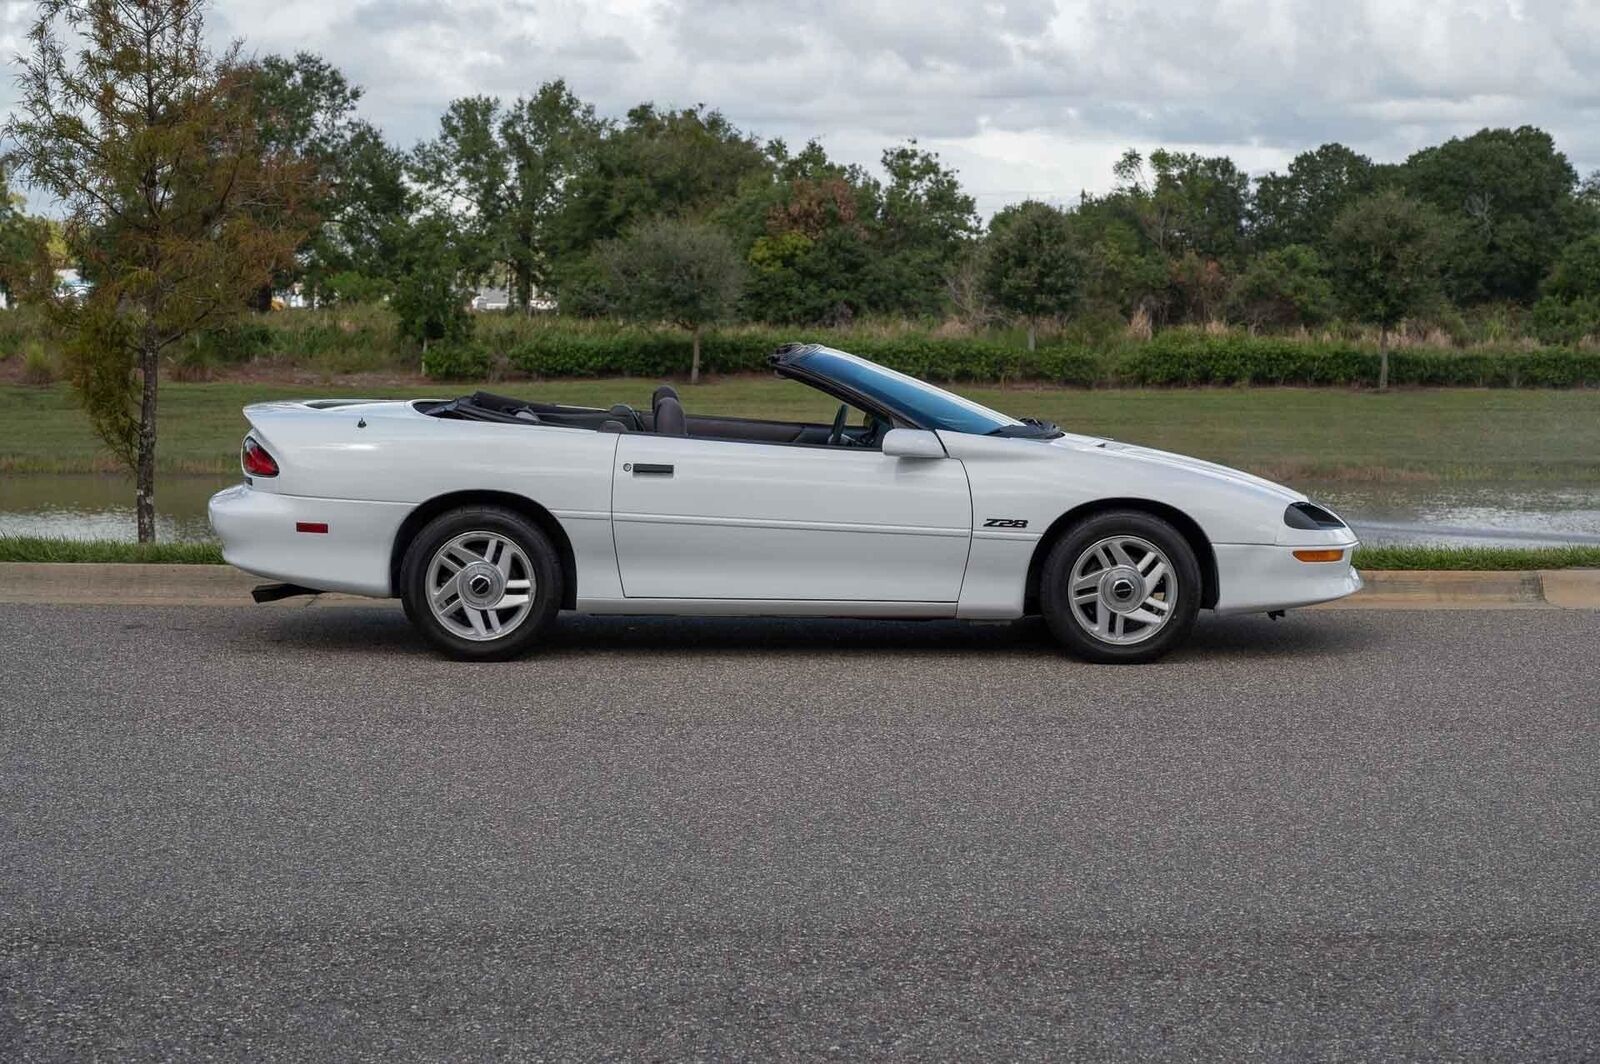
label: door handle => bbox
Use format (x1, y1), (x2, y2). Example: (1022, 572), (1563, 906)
(631, 463), (674, 476)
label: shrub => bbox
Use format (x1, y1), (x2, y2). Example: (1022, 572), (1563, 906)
(1531, 295), (1600, 346)
(1228, 245), (1334, 328)
(421, 338), (491, 380)
(20, 343), (56, 385)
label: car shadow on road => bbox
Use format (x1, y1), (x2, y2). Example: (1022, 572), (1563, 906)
(249, 605), (1378, 663)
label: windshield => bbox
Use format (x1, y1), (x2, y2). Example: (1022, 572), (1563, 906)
(792, 347), (1027, 435)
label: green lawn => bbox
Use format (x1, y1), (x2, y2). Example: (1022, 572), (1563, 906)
(3, 377), (1599, 481)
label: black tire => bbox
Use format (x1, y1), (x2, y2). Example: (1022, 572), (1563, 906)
(1039, 509), (1201, 664)
(400, 506), (563, 661)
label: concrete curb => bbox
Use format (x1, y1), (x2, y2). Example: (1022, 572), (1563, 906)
(2, 563), (1599, 610)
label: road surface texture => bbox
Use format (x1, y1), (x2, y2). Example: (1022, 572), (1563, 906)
(2, 603), (1596, 1061)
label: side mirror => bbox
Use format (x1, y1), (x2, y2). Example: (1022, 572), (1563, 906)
(882, 428), (945, 459)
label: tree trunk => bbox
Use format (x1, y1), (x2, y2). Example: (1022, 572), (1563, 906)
(1026, 320), (1037, 353)
(135, 340), (159, 543)
(1378, 326), (1390, 392)
(513, 263), (533, 315)
(690, 326), (702, 385)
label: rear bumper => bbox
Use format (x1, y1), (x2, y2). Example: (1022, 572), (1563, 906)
(1211, 542), (1363, 614)
(208, 484), (410, 597)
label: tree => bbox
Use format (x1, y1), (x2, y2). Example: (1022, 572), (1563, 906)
(1327, 191), (1448, 390)
(248, 52), (407, 304)
(728, 140), (879, 325)
(1530, 233), (1600, 345)
(415, 82), (602, 312)
(1228, 245), (1335, 328)
(870, 142), (978, 316)
(598, 219), (744, 382)
(981, 201), (1084, 349)
(390, 215), (475, 354)
(1400, 126), (1583, 304)
(5, 0), (312, 541)
(1111, 148), (1250, 264)
(1252, 143), (1379, 251)
(319, 122), (414, 297)
(0, 170), (49, 304)
(552, 103), (768, 282)
(1542, 233), (1600, 302)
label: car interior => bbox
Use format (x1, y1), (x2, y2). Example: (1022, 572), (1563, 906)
(420, 386), (893, 448)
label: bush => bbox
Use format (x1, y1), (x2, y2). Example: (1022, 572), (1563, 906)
(422, 339), (491, 381)
(1228, 245), (1334, 328)
(1531, 295), (1600, 346)
(20, 343), (55, 385)
(1110, 328), (1600, 387)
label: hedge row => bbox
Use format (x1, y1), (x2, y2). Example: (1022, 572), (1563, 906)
(422, 328), (1600, 387)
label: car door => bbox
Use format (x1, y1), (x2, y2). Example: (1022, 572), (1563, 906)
(610, 433), (972, 601)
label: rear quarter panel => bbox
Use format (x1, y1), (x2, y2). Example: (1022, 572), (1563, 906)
(239, 401), (621, 597)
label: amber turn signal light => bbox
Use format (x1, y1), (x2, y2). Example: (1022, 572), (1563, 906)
(1292, 548), (1345, 563)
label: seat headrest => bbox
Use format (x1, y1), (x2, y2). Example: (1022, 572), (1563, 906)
(652, 385), (680, 414)
(599, 419), (627, 433)
(653, 395), (687, 436)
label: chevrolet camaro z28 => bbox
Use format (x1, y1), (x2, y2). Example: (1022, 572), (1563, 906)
(209, 343), (1361, 663)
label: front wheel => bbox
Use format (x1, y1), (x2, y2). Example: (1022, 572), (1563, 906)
(1039, 510), (1201, 664)
(400, 506), (562, 661)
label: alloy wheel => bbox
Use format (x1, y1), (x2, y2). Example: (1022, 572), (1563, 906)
(424, 531), (536, 642)
(1066, 534), (1177, 646)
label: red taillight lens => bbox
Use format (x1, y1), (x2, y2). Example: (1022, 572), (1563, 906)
(242, 437), (279, 477)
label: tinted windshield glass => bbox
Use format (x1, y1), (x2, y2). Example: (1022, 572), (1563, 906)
(794, 348), (1021, 435)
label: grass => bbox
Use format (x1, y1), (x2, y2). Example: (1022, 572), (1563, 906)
(0, 536), (224, 564)
(4, 378), (1600, 482)
(1351, 545), (1600, 570)
(3, 535), (1597, 572)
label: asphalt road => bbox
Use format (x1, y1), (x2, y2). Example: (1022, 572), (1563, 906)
(1, 604), (1597, 1062)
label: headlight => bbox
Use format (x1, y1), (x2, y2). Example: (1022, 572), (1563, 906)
(1284, 501), (1345, 530)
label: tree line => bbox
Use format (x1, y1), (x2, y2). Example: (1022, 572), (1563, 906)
(3, 0), (1599, 538)
(8, 29), (1600, 359)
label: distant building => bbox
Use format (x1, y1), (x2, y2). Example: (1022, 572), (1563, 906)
(472, 287), (510, 312)
(471, 286), (556, 313)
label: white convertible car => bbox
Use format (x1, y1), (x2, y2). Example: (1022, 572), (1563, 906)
(210, 343), (1361, 663)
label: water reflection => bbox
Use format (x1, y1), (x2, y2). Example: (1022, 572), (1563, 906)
(1303, 481), (1600, 548)
(0, 474), (233, 542)
(0, 473), (1596, 549)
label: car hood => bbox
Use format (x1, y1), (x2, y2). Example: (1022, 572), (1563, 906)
(1051, 433), (1305, 503)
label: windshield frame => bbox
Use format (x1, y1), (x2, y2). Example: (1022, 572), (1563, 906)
(778, 346), (1029, 436)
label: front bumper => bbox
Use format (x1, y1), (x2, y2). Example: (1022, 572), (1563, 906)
(1211, 542), (1363, 614)
(208, 484), (410, 598)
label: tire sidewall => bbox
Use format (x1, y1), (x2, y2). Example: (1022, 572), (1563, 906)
(1040, 510), (1201, 664)
(401, 507), (562, 660)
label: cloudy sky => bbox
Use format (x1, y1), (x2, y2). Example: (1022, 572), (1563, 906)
(5, 0), (1598, 215)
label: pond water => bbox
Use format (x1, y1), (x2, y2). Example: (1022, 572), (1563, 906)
(1, 474), (1597, 549)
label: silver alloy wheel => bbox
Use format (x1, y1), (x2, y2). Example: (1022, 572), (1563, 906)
(425, 531), (536, 642)
(1067, 534), (1177, 646)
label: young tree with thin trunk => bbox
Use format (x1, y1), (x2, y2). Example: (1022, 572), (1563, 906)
(1327, 190), (1447, 391)
(598, 219), (743, 383)
(981, 200), (1084, 351)
(6, 0), (313, 540)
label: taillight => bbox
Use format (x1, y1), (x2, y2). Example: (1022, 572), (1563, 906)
(242, 436), (279, 477)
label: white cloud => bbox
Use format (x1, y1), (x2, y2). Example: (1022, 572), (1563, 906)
(5, 0), (1598, 216)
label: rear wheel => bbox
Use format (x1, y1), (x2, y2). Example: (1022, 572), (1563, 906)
(400, 507), (562, 660)
(1040, 510), (1200, 664)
